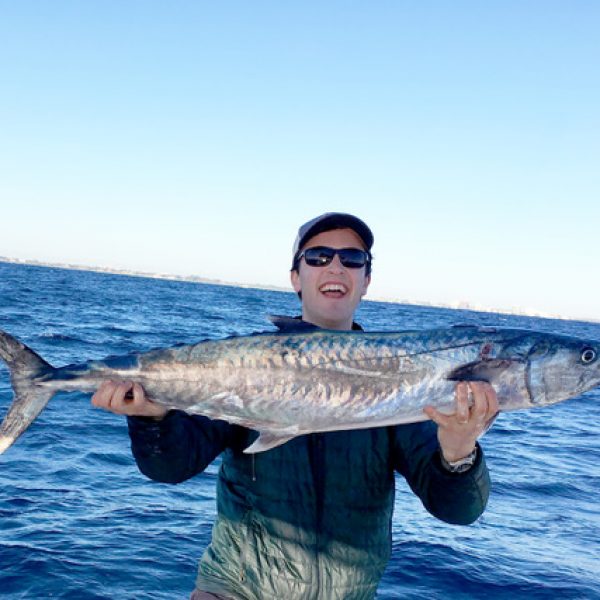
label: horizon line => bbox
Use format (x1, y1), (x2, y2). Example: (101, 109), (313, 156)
(1, 256), (598, 325)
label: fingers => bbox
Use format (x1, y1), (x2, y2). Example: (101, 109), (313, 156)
(91, 380), (168, 418)
(454, 381), (497, 425)
(423, 405), (451, 428)
(131, 382), (145, 408)
(113, 381), (134, 409)
(424, 381), (499, 463)
(91, 380), (136, 415)
(470, 382), (499, 427)
(423, 381), (498, 430)
(91, 381), (119, 410)
(424, 382), (476, 428)
(455, 382), (470, 424)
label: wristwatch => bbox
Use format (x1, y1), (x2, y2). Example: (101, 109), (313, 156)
(440, 447), (477, 473)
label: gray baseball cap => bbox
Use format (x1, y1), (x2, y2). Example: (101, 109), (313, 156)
(292, 213), (374, 264)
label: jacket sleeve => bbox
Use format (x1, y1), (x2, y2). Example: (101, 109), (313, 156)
(127, 410), (231, 484)
(390, 421), (491, 525)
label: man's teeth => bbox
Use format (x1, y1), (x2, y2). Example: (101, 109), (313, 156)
(320, 284), (347, 293)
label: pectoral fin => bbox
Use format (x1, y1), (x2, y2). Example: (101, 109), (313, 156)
(447, 359), (521, 382)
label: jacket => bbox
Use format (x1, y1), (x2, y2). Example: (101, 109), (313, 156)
(127, 319), (491, 599)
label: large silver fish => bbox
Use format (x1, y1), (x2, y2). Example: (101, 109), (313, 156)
(0, 320), (599, 454)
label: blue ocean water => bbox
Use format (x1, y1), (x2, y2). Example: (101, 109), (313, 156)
(0, 261), (599, 600)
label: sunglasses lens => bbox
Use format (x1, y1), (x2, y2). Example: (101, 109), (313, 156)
(302, 247), (368, 269)
(338, 249), (367, 268)
(303, 247), (336, 266)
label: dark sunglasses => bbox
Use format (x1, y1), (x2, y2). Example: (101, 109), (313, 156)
(296, 246), (371, 269)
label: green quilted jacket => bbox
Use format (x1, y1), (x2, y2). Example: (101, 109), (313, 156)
(127, 322), (490, 599)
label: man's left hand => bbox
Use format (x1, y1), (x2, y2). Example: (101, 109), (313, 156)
(424, 381), (499, 463)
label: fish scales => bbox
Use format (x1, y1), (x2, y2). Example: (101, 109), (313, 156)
(0, 326), (599, 454)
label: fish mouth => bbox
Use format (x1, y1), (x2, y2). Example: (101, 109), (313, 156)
(319, 283), (348, 298)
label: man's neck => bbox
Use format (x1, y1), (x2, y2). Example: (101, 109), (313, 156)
(301, 312), (354, 331)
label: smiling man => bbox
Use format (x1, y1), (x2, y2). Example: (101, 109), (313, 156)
(290, 214), (372, 330)
(92, 212), (497, 600)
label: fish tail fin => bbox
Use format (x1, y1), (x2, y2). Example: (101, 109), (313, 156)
(0, 330), (56, 454)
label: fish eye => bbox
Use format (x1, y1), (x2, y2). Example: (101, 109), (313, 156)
(580, 347), (597, 365)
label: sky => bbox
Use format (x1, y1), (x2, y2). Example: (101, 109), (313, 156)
(1, 1), (598, 322)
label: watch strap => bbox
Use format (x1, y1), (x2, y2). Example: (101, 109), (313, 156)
(440, 447), (478, 473)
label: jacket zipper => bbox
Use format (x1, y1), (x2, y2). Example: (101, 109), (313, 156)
(238, 508), (252, 583)
(240, 453), (257, 582)
(310, 433), (325, 598)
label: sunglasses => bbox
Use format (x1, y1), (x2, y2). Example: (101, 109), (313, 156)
(296, 246), (371, 269)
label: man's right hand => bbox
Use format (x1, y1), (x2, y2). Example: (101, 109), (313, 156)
(91, 381), (169, 419)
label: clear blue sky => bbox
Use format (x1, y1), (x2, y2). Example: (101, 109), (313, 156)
(1, 1), (598, 321)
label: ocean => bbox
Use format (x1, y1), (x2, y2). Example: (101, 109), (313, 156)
(0, 261), (599, 599)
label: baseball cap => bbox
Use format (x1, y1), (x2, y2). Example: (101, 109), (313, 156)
(292, 213), (374, 264)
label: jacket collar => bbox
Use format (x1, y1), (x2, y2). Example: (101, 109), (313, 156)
(268, 315), (364, 333)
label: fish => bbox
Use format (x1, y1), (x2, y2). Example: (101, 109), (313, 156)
(0, 320), (599, 455)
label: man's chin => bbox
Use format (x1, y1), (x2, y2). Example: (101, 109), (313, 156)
(311, 306), (355, 329)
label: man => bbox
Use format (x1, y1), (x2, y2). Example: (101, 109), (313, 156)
(92, 212), (498, 600)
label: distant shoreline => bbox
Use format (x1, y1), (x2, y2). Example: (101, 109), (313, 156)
(1, 256), (597, 324)
(0, 256), (287, 293)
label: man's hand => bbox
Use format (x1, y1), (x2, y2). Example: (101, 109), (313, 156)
(424, 381), (499, 463)
(91, 381), (169, 419)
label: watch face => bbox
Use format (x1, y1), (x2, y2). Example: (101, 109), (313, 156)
(441, 448), (477, 473)
(451, 461), (475, 473)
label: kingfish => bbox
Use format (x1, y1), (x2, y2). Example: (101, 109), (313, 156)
(0, 319), (599, 454)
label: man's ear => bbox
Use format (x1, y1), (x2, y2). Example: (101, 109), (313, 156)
(361, 274), (371, 297)
(290, 269), (301, 294)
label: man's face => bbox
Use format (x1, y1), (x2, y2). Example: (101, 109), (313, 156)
(290, 228), (371, 330)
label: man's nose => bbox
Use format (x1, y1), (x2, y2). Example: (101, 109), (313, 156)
(327, 253), (345, 271)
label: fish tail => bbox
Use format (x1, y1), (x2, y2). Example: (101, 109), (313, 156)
(0, 330), (56, 454)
